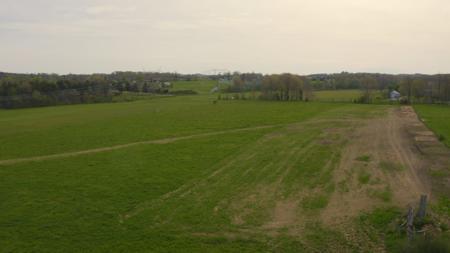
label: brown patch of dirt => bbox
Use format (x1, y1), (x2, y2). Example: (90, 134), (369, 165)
(415, 136), (438, 142)
(263, 199), (299, 229)
(323, 106), (434, 225)
(414, 131), (435, 136)
(230, 192), (260, 225)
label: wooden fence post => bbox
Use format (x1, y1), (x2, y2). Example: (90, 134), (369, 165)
(417, 195), (428, 220)
(407, 206), (415, 241)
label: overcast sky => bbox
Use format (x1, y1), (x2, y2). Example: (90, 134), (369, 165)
(1, 0), (449, 75)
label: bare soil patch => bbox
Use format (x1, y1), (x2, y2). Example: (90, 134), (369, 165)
(262, 199), (300, 230)
(323, 106), (435, 225)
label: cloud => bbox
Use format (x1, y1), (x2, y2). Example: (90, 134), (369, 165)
(85, 4), (137, 16)
(0, 0), (449, 74)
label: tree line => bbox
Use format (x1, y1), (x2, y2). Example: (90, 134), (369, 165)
(1, 71), (449, 108)
(352, 74), (450, 104)
(224, 73), (312, 101)
(308, 72), (397, 91)
(260, 74), (312, 101)
(397, 75), (450, 103)
(223, 72), (450, 103)
(0, 72), (194, 108)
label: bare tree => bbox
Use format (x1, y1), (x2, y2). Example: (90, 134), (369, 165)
(360, 75), (378, 103)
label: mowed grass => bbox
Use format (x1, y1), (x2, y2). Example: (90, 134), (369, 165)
(0, 98), (391, 252)
(414, 105), (450, 147)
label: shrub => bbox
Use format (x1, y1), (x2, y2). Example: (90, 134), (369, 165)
(356, 155), (371, 162)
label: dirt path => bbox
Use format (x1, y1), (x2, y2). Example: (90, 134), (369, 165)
(0, 124), (281, 166)
(323, 106), (438, 225)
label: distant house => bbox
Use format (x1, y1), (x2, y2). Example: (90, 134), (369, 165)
(210, 86), (219, 94)
(218, 78), (231, 85)
(390, 90), (401, 101)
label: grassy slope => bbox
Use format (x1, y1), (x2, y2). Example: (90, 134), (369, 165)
(0, 97), (390, 252)
(414, 105), (450, 147)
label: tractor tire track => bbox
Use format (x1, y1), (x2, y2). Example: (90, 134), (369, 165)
(0, 124), (282, 166)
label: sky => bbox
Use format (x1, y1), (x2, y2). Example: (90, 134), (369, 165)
(1, 0), (450, 75)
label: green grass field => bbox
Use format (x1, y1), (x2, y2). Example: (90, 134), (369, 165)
(0, 97), (343, 160)
(170, 80), (218, 94)
(313, 89), (362, 102)
(0, 88), (448, 252)
(313, 89), (386, 103)
(414, 105), (450, 147)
